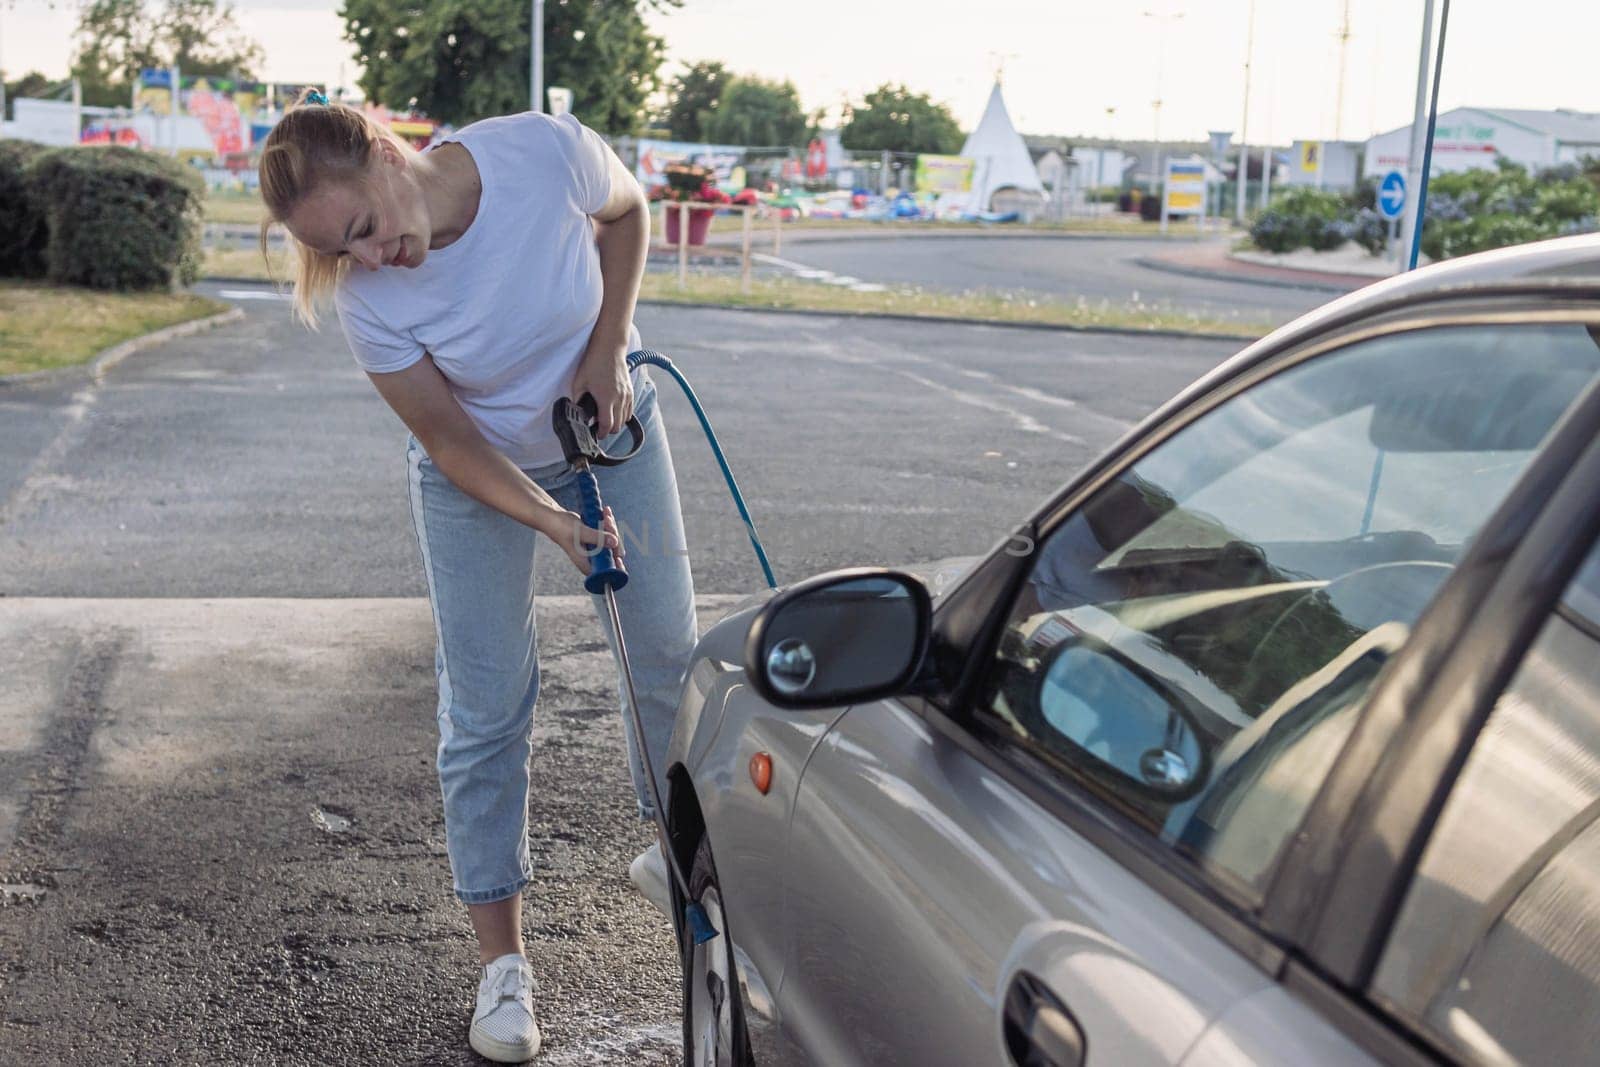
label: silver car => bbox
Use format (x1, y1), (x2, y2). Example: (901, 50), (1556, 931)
(657, 234), (1600, 1066)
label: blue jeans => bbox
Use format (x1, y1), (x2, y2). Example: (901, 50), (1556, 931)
(406, 368), (698, 904)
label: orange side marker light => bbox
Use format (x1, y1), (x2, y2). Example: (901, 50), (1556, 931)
(749, 752), (773, 795)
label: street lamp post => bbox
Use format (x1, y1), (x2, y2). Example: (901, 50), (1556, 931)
(1144, 8), (1185, 191)
(1397, 0), (1436, 270)
(530, 0), (545, 112)
(1235, 0), (1256, 223)
(1103, 106), (1117, 192)
(0, 3), (7, 141)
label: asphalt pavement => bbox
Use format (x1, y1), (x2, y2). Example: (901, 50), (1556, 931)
(0, 288), (1242, 1064)
(0, 286), (1242, 596)
(756, 235), (1331, 324)
(0, 595), (741, 1065)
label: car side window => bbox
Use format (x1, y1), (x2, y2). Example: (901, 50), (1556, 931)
(975, 323), (1600, 902)
(1371, 541), (1600, 1066)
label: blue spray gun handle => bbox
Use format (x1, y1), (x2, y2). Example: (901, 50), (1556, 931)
(575, 468), (628, 595)
(551, 392), (642, 595)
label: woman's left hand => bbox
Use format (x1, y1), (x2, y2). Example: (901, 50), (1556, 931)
(571, 343), (633, 439)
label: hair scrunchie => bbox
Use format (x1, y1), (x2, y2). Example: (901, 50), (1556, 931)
(306, 90), (330, 106)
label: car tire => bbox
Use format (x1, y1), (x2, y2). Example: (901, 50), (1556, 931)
(681, 832), (755, 1067)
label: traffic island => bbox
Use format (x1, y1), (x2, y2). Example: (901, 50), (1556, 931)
(1137, 242), (1377, 294)
(637, 272), (1272, 340)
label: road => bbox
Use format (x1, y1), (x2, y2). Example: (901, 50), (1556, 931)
(759, 235), (1331, 325)
(0, 287), (1240, 596)
(0, 290), (1240, 1064)
(229, 225), (1339, 326)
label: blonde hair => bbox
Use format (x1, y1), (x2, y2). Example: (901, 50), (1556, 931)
(257, 91), (411, 327)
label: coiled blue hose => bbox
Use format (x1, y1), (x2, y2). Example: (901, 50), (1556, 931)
(627, 348), (777, 590)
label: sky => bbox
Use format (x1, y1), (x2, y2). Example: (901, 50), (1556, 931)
(2, 0), (1597, 144)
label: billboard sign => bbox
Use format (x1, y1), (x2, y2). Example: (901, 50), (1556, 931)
(1162, 158), (1207, 233)
(136, 69), (277, 156)
(1164, 160), (1206, 214)
(635, 139), (747, 191)
(913, 155), (975, 195)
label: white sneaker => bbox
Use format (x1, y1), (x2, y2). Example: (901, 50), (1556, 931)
(469, 953), (541, 1063)
(628, 841), (672, 917)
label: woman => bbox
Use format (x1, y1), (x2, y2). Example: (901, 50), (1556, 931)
(258, 92), (696, 1063)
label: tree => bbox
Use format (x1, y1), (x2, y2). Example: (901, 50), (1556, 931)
(662, 60), (725, 142)
(160, 0), (265, 77)
(341, 0), (677, 133)
(70, 0), (263, 108)
(840, 83), (963, 155)
(701, 77), (805, 148)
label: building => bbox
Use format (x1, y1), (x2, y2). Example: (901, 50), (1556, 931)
(2, 98), (80, 145)
(1068, 147), (1128, 190)
(1281, 140), (1364, 192)
(1364, 107), (1600, 178)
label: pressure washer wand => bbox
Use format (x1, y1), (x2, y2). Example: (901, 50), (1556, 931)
(554, 393), (718, 946)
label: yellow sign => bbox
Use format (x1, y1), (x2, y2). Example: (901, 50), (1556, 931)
(1164, 160), (1206, 219)
(914, 155), (975, 195)
(1300, 141), (1322, 173)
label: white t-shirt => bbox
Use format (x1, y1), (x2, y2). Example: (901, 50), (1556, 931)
(335, 111), (640, 468)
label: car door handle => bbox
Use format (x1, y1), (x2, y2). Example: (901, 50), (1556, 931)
(1002, 971), (1086, 1067)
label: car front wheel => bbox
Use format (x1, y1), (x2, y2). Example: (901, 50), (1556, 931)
(681, 833), (754, 1066)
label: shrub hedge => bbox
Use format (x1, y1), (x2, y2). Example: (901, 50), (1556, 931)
(21, 145), (205, 290)
(0, 140), (51, 278)
(1249, 188), (1349, 253)
(1248, 159), (1600, 261)
(1419, 160), (1600, 260)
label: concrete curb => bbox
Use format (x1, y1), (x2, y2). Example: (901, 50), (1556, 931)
(1228, 249), (1398, 282)
(190, 283), (1260, 347)
(1133, 255), (1364, 295)
(688, 227), (1210, 251)
(190, 279), (1263, 345)
(0, 305), (245, 388)
(212, 219), (1210, 248)
(636, 298), (1263, 344)
(201, 275), (284, 287)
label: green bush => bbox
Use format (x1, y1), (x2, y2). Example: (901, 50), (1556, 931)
(1249, 188), (1348, 253)
(1349, 207), (1389, 256)
(1252, 157), (1600, 260)
(26, 146), (205, 290)
(1419, 161), (1600, 260)
(0, 140), (51, 278)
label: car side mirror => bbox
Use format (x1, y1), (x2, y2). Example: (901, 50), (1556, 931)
(745, 569), (932, 710)
(1035, 636), (1207, 800)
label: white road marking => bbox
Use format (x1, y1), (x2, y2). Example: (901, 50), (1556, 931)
(751, 252), (820, 273)
(217, 289), (288, 301)
(796, 332), (1086, 444)
(752, 252), (892, 296)
(0, 387), (97, 526)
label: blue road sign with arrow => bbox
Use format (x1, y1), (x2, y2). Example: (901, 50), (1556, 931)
(1379, 170), (1407, 220)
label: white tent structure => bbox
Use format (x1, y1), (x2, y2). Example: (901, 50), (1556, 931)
(951, 81), (1047, 219)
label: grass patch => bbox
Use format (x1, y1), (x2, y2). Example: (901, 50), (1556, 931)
(0, 280), (229, 376)
(205, 189), (266, 226)
(206, 244), (290, 282)
(638, 271), (1271, 338)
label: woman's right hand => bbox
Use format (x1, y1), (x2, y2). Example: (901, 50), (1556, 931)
(545, 505), (624, 576)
